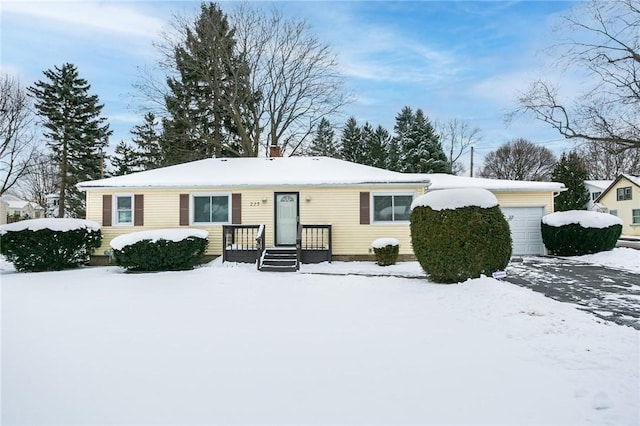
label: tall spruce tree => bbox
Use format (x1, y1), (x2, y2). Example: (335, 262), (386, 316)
(308, 118), (340, 158)
(28, 63), (111, 218)
(364, 125), (390, 169)
(552, 151), (590, 211)
(400, 108), (447, 173)
(131, 112), (163, 169)
(111, 141), (141, 176)
(341, 117), (365, 164)
(162, 3), (255, 164)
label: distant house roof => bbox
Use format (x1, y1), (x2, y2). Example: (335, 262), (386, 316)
(595, 173), (640, 203)
(585, 180), (613, 191)
(77, 157), (431, 190)
(420, 173), (566, 192)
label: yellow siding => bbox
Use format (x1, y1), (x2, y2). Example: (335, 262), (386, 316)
(493, 191), (556, 214)
(598, 178), (640, 236)
(86, 186), (559, 257)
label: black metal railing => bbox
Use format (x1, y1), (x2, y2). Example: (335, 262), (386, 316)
(300, 224), (332, 263)
(222, 224), (263, 263)
(222, 223), (332, 265)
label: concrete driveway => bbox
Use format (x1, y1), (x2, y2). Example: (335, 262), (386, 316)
(506, 257), (640, 330)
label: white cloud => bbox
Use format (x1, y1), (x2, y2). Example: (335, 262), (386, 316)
(2, 1), (165, 39)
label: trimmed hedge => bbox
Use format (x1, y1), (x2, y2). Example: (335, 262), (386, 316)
(113, 237), (208, 272)
(373, 244), (399, 266)
(0, 226), (102, 272)
(541, 222), (622, 256)
(411, 205), (512, 283)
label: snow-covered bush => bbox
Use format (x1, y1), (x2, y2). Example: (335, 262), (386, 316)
(410, 189), (512, 283)
(111, 229), (209, 272)
(372, 238), (399, 266)
(0, 218), (102, 272)
(541, 210), (622, 256)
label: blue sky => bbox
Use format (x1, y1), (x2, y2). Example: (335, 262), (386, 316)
(1, 1), (580, 172)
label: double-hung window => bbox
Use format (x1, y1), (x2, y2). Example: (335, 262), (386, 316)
(114, 195), (133, 225)
(192, 194), (230, 224)
(632, 209), (640, 225)
(617, 187), (632, 201)
(373, 193), (413, 222)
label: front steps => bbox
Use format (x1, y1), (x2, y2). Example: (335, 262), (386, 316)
(259, 248), (298, 272)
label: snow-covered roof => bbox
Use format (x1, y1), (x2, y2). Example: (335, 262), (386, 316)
(77, 157), (431, 190)
(622, 174), (640, 187)
(417, 174), (565, 192)
(584, 180), (613, 190)
(594, 174), (640, 202)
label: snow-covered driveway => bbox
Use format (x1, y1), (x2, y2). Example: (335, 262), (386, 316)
(507, 249), (640, 329)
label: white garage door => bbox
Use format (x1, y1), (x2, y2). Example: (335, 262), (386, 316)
(500, 207), (546, 256)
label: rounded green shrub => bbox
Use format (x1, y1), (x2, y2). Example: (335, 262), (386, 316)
(111, 229), (208, 272)
(0, 218), (102, 272)
(372, 238), (399, 266)
(410, 189), (512, 283)
(541, 210), (622, 256)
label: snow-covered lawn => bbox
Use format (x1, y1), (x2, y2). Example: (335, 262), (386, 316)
(2, 254), (638, 425)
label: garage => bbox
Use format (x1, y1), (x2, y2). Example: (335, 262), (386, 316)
(500, 206), (546, 256)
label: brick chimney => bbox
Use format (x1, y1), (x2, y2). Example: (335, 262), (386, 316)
(269, 145), (281, 157)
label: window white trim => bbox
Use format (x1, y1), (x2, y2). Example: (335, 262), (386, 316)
(632, 209), (640, 225)
(371, 191), (415, 224)
(113, 193), (134, 226)
(190, 193), (231, 225)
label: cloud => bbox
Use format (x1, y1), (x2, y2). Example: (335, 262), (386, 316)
(2, 1), (165, 39)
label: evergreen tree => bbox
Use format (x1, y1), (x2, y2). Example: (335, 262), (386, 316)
(386, 136), (401, 171)
(340, 117), (365, 164)
(393, 106), (414, 171)
(131, 112), (163, 170)
(308, 118), (340, 158)
(111, 141), (141, 176)
(162, 3), (254, 164)
(403, 108), (448, 173)
(359, 122), (375, 165)
(552, 151), (590, 211)
(28, 63), (111, 218)
(365, 125), (390, 169)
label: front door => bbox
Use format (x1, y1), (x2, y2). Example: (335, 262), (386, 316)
(275, 193), (299, 246)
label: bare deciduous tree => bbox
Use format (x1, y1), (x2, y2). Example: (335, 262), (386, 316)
(437, 118), (481, 175)
(578, 140), (640, 179)
(16, 150), (58, 212)
(142, 2), (350, 158)
(0, 74), (37, 196)
(479, 138), (557, 181)
(513, 0), (640, 151)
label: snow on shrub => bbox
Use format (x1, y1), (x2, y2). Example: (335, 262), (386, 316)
(372, 238), (400, 266)
(410, 188), (512, 283)
(111, 229), (209, 272)
(541, 210), (622, 256)
(0, 218), (102, 272)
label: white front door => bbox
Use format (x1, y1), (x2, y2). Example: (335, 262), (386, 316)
(276, 193), (298, 245)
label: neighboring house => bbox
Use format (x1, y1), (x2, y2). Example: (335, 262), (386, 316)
(0, 198), (8, 225)
(585, 180), (613, 211)
(77, 157), (565, 266)
(0, 195), (45, 222)
(594, 174), (640, 236)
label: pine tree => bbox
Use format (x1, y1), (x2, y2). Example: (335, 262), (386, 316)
(131, 112), (163, 170)
(340, 117), (365, 163)
(552, 151), (590, 211)
(365, 125), (390, 169)
(308, 118), (340, 158)
(386, 136), (401, 171)
(28, 63), (111, 218)
(402, 108), (447, 173)
(162, 3), (254, 164)
(111, 141), (141, 176)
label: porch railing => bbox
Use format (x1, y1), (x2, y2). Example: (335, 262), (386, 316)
(300, 224), (332, 264)
(222, 224), (263, 264)
(222, 223), (332, 264)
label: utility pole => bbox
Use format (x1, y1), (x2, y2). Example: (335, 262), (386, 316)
(470, 146), (474, 177)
